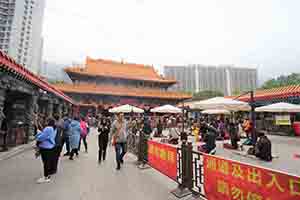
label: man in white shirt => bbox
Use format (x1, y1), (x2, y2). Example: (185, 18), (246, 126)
(167, 120), (179, 144)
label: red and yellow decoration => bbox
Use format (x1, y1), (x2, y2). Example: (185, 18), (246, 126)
(204, 154), (300, 200)
(227, 85), (300, 102)
(148, 140), (177, 181)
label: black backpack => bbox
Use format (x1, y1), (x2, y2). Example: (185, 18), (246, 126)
(54, 127), (63, 147)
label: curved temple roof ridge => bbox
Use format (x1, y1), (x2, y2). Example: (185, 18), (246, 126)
(0, 51), (74, 104)
(226, 84), (300, 102)
(64, 56), (177, 83)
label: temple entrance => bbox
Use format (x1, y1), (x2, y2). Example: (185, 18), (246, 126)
(2, 91), (31, 147)
(38, 99), (48, 115)
(38, 99), (49, 127)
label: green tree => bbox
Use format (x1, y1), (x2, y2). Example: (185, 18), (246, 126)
(261, 73), (300, 89)
(192, 90), (224, 100)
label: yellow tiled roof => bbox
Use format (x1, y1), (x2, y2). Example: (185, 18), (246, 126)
(65, 57), (176, 83)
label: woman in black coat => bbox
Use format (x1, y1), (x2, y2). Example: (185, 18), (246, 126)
(229, 120), (239, 149)
(98, 117), (110, 164)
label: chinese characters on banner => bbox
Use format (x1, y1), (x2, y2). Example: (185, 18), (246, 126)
(147, 140), (177, 181)
(203, 154), (300, 200)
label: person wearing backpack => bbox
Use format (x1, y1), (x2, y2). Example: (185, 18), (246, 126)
(79, 117), (88, 153)
(35, 118), (57, 184)
(51, 115), (64, 175)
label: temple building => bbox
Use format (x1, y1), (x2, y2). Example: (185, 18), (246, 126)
(54, 57), (191, 115)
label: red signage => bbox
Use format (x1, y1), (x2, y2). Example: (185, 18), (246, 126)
(148, 140), (177, 181)
(204, 154), (300, 200)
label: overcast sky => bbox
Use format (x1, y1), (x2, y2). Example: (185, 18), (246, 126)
(43, 0), (300, 82)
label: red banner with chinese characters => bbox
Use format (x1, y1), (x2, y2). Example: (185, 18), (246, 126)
(148, 140), (177, 181)
(204, 154), (300, 200)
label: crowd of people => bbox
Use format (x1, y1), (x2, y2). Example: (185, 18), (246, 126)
(33, 113), (135, 184)
(145, 114), (272, 162)
(33, 111), (273, 184)
(34, 114), (90, 183)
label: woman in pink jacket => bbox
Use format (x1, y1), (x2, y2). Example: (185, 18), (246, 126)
(79, 117), (89, 153)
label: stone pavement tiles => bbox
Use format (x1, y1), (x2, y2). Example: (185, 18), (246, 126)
(0, 129), (178, 200)
(215, 135), (300, 175)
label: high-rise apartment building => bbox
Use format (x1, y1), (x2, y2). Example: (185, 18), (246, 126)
(0, 0), (45, 74)
(164, 65), (257, 96)
(41, 61), (72, 83)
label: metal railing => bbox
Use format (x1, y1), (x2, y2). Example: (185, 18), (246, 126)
(127, 131), (139, 156)
(173, 142), (206, 199)
(126, 135), (207, 199)
(127, 131), (149, 164)
(191, 150), (206, 198)
(176, 147), (183, 184)
(128, 132), (300, 200)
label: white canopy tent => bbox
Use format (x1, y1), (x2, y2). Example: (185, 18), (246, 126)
(255, 102), (300, 113)
(201, 109), (231, 115)
(108, 104), (144, 113)
(193, 97), (251, 111)
(150, 104), (182, 114)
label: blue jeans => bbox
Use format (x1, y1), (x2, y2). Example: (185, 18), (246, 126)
(115, 142), (126, 164)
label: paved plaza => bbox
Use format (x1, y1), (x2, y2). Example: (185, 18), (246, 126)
(0, 129), (178, 200)
(214, 135), (300, 175)
(1, 128), (300, 200)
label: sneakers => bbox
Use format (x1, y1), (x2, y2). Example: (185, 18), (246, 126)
(36, 177), (51, 184)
